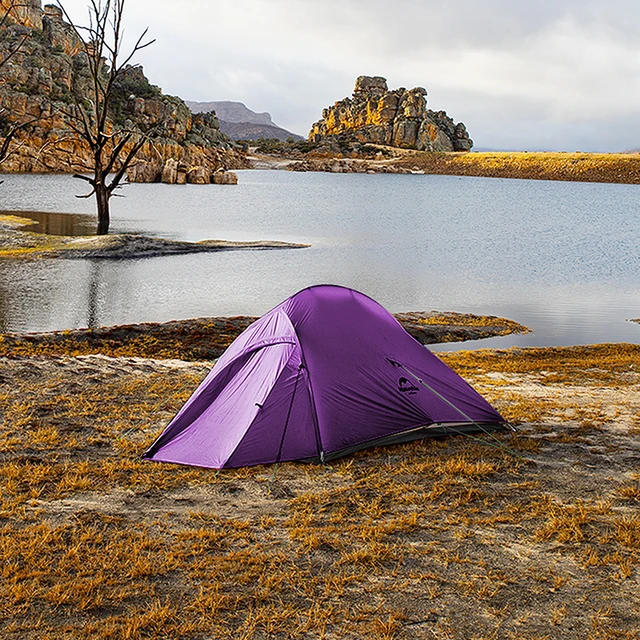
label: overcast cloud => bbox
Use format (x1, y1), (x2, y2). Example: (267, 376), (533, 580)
(60, 0), (640, 150)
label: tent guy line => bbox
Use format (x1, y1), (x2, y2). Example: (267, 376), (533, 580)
(390, 359), (524, 459)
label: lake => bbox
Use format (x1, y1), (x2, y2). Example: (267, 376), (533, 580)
(0, 170), (638, 350)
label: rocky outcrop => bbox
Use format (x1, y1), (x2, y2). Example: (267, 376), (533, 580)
(288, 158), (423, 174)
(309, 76), (472, 152)
(126, 158), (239, 185)
(1, 0), (42, 29)
(0, 0), (248, 174)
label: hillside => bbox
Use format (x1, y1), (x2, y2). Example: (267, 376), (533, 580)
(0, 0), (246, 177)
(187, 99), (304, 141)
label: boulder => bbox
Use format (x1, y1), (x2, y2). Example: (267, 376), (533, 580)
(161, 158), (178, 184)
(417, 117), (454, 152)
(392, 119), (420, 148)
(187, 166), (209, 184)
(127, 161), (161, 183)
(175, 162), (188, 185)
(212, 169), (238, 185)
(353, 75), (388, 101)
(453, 122), (473, 151)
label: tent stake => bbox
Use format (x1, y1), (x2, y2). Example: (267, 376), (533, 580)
(394, 361), (527, 460)
(268, 462), (279, 494)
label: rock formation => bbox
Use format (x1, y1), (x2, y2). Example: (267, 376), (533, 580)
(127, 159), (238, 185)
(0, 0), (247, 178)
(309, 76), (472, 152)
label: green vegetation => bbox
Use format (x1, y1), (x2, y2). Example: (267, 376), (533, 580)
(244, 137), (318, 155)
(109, 64), (162, 127)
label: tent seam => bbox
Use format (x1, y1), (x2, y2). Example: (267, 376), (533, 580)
(288, 323), (324, 463)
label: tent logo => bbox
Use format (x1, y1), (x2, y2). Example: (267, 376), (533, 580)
(398, 377), (419, 395)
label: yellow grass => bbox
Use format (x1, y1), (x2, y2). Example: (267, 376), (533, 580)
(0, 342), (638, 637)
(397, 151), (640, 184)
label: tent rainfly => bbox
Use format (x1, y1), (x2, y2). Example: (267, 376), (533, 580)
(143, 285), (506, 468)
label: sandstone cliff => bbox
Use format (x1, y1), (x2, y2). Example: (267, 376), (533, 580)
(309, 76), (472, 152)
(0, 0), (247, 179)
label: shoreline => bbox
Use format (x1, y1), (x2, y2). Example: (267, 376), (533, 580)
(249, 150), (640, 184)
(0, 213), (309, 260)
(4, 150), (640, 185)
(0, 312), (530, 358)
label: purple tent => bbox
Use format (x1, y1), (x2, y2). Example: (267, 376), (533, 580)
(143, 285), (505, 468)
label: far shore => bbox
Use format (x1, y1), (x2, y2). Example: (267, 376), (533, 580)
(249, 149), (640, 185)
(3, 149), (640, 185)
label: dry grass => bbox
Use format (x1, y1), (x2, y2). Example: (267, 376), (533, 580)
(0, 340), (638, 638)
(394, 151), (640, 184)
(414, 313), (524, 330)
(0, 311), (527, 362)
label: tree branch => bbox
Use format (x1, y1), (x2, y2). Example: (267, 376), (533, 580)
(108, 134), (146, 192)
(102, 131), (131, 175)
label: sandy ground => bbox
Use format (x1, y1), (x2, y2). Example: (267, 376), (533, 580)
(0, 326), (638, 638)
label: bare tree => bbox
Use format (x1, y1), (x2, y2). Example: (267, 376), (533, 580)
(56, 0), (154, 234)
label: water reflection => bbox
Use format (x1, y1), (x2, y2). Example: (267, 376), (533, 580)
(0, 210), (95, 236)
(86, 260), (102, 328)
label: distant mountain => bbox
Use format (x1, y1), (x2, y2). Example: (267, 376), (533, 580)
(186, 100), (304, 141)
(214, 121), (303, 142)
(186, 101), (273, 125)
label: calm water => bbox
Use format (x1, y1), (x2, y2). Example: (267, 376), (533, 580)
(0, 170), (638, 349)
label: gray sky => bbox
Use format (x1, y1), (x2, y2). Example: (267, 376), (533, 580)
(60, 0), (640, 151)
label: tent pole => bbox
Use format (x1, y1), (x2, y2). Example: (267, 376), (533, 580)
(269, 365), (303, 493)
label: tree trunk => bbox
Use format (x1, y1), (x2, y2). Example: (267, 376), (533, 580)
(95, 183), (110, 235)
